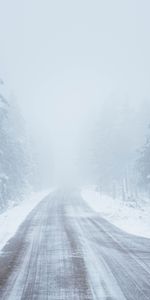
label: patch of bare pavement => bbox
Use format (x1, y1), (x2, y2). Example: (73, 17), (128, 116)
(0, 189), (150, 300)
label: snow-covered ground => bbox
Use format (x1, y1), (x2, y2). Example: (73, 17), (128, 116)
(0, 190), (51, 252)
(82, 187), (150, 239)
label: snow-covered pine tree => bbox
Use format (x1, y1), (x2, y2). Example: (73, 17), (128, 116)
(0, 80), (32, 210)
(137, 125), (150, 194)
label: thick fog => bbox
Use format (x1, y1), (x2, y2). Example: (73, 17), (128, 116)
(0, 0), (150, 187)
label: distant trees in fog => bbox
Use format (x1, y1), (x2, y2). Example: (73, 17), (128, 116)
(81, 97), (150, 201)
(137, 126), (150, 194)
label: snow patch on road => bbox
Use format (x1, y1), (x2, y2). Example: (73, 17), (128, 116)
(0, 190), (52, 252)
(82, 187), (150, 239)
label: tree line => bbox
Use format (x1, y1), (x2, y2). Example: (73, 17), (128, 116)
(0, 80), (32, 210)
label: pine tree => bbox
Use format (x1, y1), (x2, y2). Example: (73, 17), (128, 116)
(137, 126), (150, 193)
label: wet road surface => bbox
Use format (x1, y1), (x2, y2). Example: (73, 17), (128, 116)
(0, 189), (150, 299)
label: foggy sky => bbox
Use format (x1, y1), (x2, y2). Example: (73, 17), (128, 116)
(0, 0), (150, 183)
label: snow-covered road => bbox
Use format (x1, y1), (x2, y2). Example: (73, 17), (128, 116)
(0, 189), (150, 299)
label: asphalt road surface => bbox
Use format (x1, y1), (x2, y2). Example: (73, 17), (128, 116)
(0, 189), (150, 300)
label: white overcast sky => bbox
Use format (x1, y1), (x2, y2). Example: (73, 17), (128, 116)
(0, 0), (150, 181)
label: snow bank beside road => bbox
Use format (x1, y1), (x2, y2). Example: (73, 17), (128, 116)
(0, 190), (51, 252)
(82, 187), (150, 239)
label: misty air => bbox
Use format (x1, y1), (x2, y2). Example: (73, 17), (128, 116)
(0, 1), (150, 299)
